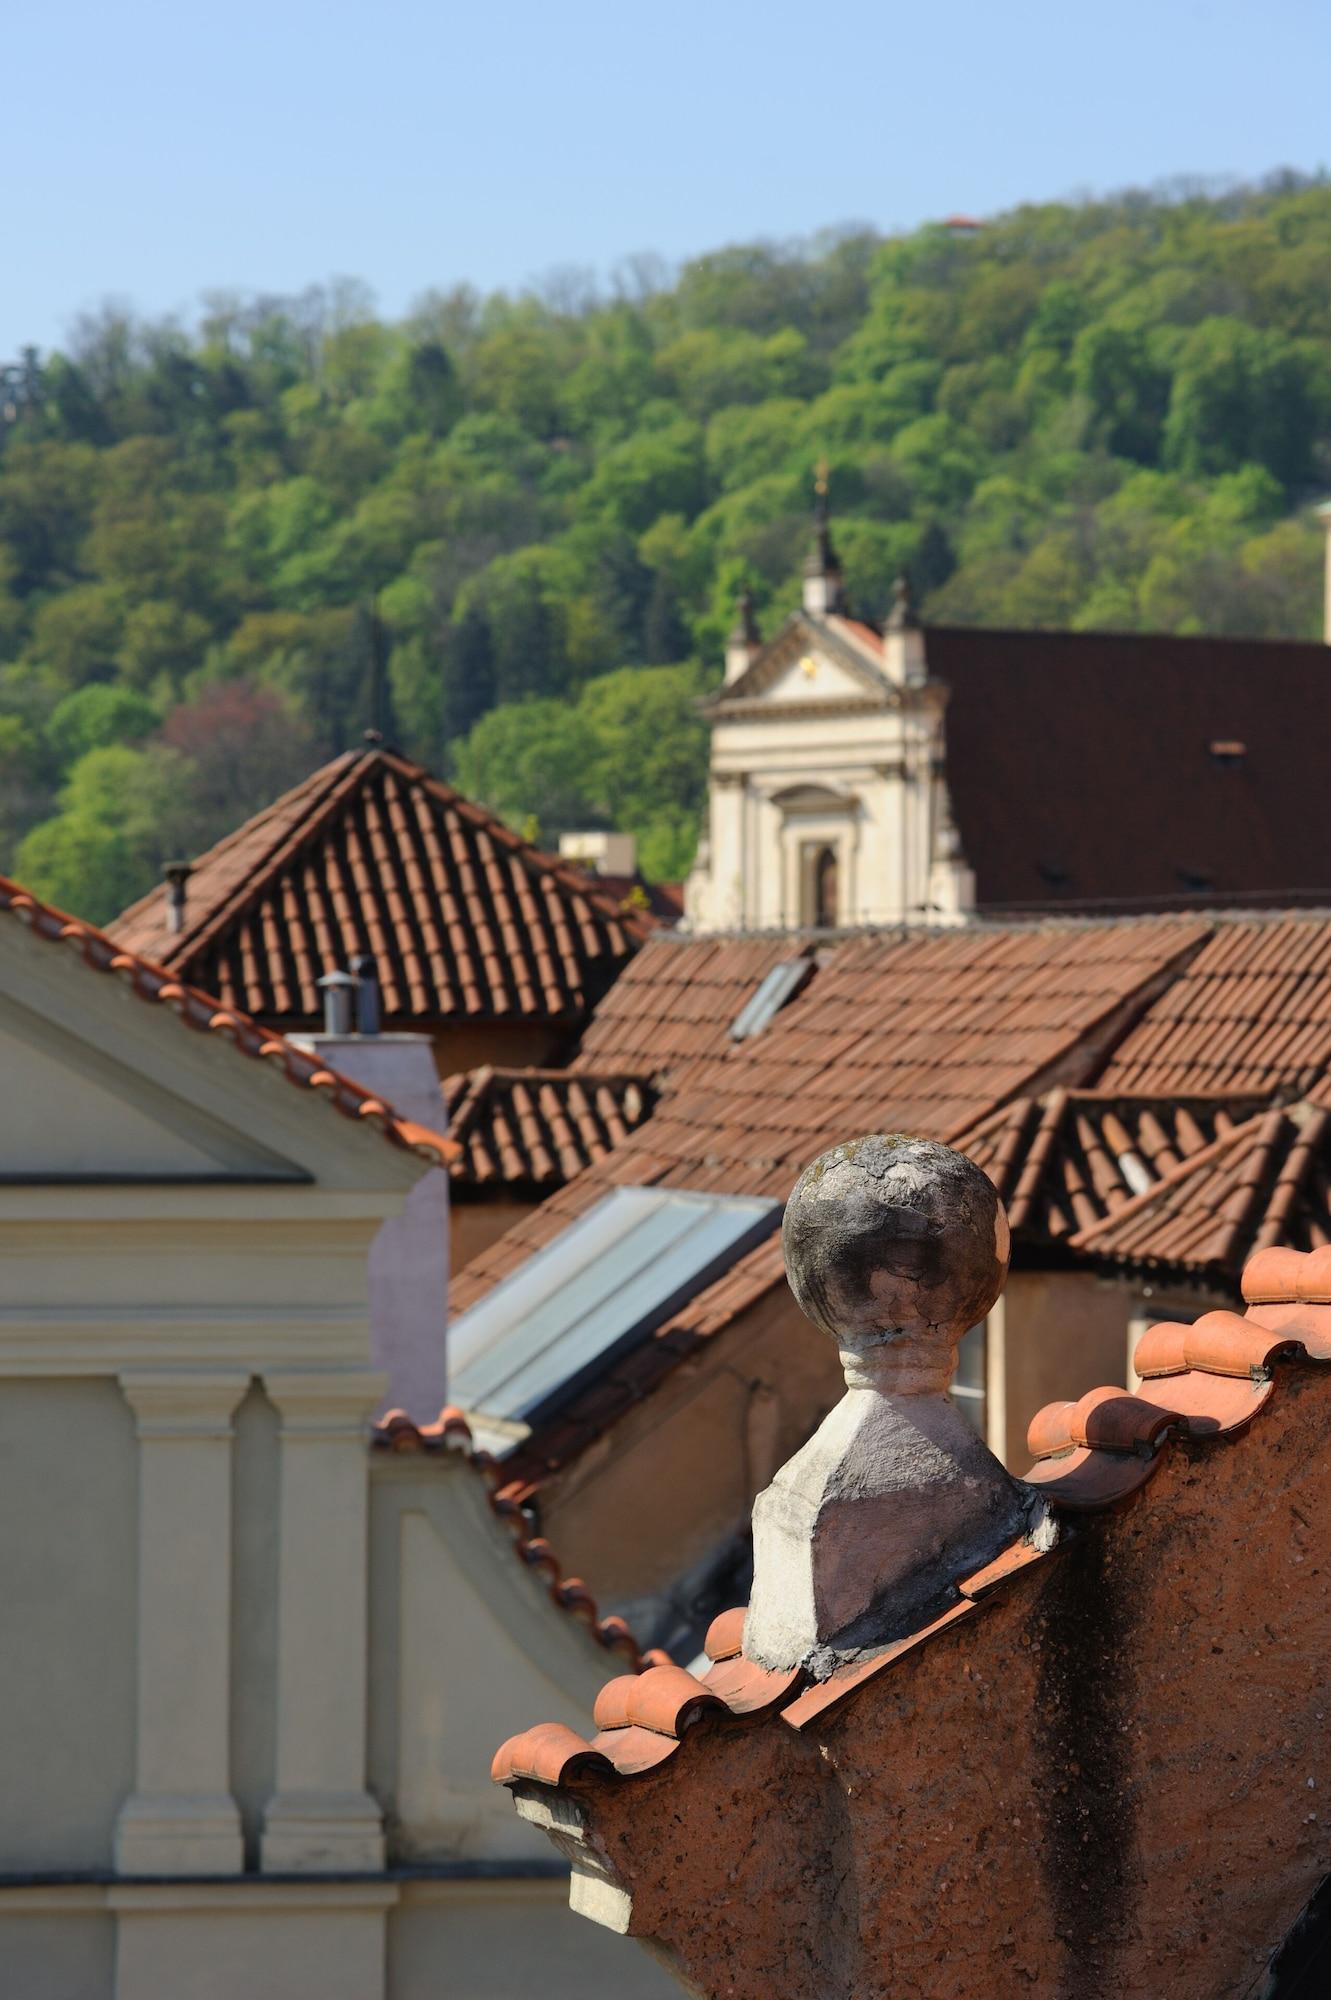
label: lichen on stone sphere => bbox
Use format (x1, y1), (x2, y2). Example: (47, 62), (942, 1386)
(781, 1134), (1009, 1344)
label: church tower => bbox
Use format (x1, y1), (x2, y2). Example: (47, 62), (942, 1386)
(683, 483), (973, 935)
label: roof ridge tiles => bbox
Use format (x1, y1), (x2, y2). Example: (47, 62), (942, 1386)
(0, 875), (457, 1171)
(492, 1241), (1331, 1796)
(370, 1404), (656, 1670)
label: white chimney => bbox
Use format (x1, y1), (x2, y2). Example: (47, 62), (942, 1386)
(291, 1031), (449, 1421)
(559, 829), (638, 878)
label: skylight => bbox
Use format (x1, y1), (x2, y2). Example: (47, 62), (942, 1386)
(448, 1186), (782, 1426)
(728, 957), (813, 1041)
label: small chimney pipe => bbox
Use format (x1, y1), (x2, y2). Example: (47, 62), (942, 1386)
(316, 968), (357, 1037)
(351, 954), (381, 1036)
(163, 860), (193, 938)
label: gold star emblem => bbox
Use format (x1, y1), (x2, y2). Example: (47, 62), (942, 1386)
(800, 655), (818, 679)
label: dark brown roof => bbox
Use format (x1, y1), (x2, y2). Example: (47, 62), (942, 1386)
(110, 747), (652, 1029)
(443, 1066), (655, 1192)
(928, 625), (1331, 911)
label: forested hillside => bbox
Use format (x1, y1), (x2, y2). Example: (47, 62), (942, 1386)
(3, 175), (1330, 922)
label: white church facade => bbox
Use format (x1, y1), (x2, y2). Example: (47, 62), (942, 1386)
(685, 502), (975, 933)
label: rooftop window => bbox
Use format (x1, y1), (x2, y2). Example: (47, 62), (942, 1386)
(448, 1186), (782, 1426)
(728, 957), (813, 1041)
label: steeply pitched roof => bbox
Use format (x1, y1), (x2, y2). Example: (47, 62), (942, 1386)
(443, 1066), (655, 1192)
(0, 876), (457, 1170)
(110, 746), (652, 1028)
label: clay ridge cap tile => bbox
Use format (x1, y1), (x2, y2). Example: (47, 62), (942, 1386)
(369, 1404), (655, 1671)
(593, 1664), (724, 1738)
(1022, 1444), (1161, 1510)
(700, 1654), (802, 1716)
(1136, 1307), (1284, 1380)
(703, 1606), (746, 1663)
(491, 1722), (613, 1787)
(0, 873), (459, 1171)
(1243, 1242), (1331, 1304)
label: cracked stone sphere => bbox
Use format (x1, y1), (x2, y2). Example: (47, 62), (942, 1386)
(781, 1134), (1009, 1344)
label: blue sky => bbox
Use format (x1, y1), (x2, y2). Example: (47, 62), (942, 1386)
(5, 0), (1330, 356)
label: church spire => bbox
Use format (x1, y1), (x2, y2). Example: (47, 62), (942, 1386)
(802, 462), (844, 616)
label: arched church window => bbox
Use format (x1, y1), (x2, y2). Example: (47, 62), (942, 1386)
(801, 842), (839, 928)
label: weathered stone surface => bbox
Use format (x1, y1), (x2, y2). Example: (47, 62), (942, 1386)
(563, 1365), (1331, 2000)
(744, 1135), (1028, 1672)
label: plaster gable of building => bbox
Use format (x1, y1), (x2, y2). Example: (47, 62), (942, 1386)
(492, 1164), (1331, 2000)
(109, 743), (652, 1062)
(0, 874), (457, 1179)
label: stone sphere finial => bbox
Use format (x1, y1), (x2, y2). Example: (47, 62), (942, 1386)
(782, 1135), (1009, 1392)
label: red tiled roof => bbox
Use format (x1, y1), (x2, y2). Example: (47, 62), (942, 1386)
(492, 1242), (1331, 1785)
(454, 917), (1207, 1476)
(371, 1406), (667, 1672)
(1097, 914), (1331, 1094)
(443, 1067), (655, 1191)
(955, 1087), (1265, 1243)
(0, 876), (457, 1170)
(110, 747), (652, 1028)
(570, 933), (812, 1084)
(1067, 1085), (1331, 1273)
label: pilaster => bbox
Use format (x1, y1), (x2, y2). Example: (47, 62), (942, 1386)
(261, 1370), (386, 1873)
(115, 1370), (250, 1876)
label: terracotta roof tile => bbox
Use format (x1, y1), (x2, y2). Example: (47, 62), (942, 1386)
(0, 877), (456, 1171)
(493, 1242), (1331, 1796)
(1098, 915), (1331, 1095)
(111, 747), (651, 1028)
(443, 1066), (655, 1191)
(1069, 1083), (1331, 1275)
(571, 934), (811, 1083)
(956, 1087), (1262, 1241)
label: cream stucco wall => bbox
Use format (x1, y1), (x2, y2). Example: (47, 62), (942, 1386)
(0, 919), (681, 2000)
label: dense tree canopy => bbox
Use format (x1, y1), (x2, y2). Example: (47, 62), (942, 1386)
(3, 174), (1330, 922)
